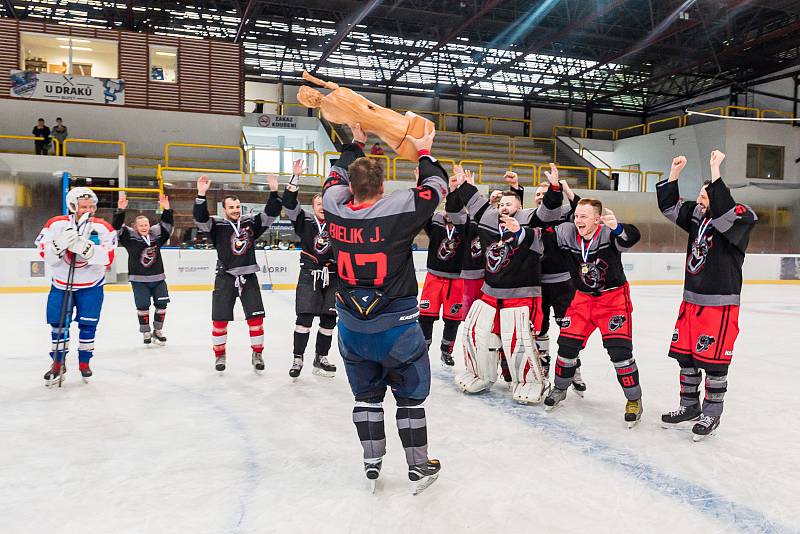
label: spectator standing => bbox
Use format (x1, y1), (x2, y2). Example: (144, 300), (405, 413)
(32, 118), (51, 156)
(370, 142), (385, 156)
(52, 117), (68, 155)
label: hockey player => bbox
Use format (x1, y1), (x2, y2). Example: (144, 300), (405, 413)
(657, 151), (756, 440)
(282, 159), (338, 379)
(323, 122), (444, 493)
(533, 180), (587, 394)
(35, 187), (117, 385)
(452, 167), (562, 404)
(193, 174), (282, 373)
(542, 187), (643, 427)
(112, 193), (173, 345)
(419, 170), (468, 367)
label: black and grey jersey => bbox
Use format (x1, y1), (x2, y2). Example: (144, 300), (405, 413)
(656, 177), (756, 306)
(322, 142), (448, 299)
(282, 188), (336, 271)
(112, 209), (173, 282)
(540, 194), (580, 284)
(455, 182), (563, 298)
(193, 192), (281, 276)
(424, 194), (467, 279)
(553, 222), (641, 295)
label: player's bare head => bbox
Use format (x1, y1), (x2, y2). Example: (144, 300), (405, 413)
(497, 191), (521, 216)
(134, 214), (151, 236)
(534, 184), (548, 207)
(222, 195), (241, 221)
(348, 157), (384, 203)
(696, 179), (711, 211)
(312, 193), (324, 220)
(574, 198), (602, 237)
(489, 190), (504, 207)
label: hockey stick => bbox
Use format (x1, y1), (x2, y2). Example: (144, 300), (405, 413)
(52, 212), (91, 388)
(261, 246), (275, 292)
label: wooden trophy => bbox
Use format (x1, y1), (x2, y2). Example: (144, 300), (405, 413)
(297, 71), (434, 162)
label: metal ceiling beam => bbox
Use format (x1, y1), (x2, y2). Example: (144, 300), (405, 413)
(594, 17), (800, 105)
(233, 0), (257, 43)
(461, 0), (627, 90)
(388, 0), (505, 83)
(2, 0), (18, 19)
(311, 0), (384, 72)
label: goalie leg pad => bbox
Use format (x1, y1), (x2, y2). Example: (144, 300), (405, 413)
(500, 305), (547, 404)
(456, 299), (499, 394)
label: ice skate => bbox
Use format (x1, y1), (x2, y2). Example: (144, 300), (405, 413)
(440, 352), (454, 367)
(215, 354), (226, 373)
(625, 398), (643, 428)
(289, 355), (303, 379)
(572, 367), (587, 397)
(661, 404), (701, 429)
(44, 361), (66, 388)
(79, 363), (92, 383)
(364, 458), (382, 493)
(544, 387), (567, 411)
(251, 351), (265, 374)
(152, 330), (167, 345)
(692, 415), (720, 441)
(409, 459), (441, 495)
(312, 354), (335, 378)
(143, 331), (152, 345)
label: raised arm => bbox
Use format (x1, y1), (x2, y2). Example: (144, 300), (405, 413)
(411, 124), (448, 219)
(601, 208), (641, 251)
(193, 175), (215, 233)
(157, 194), (174, 246)
(706, 151), (757, 252)
(111, 195), (131, 241)
(322, 123), (367, 204)
(532, 163), (567, 224)
(656, 156), (696, 233)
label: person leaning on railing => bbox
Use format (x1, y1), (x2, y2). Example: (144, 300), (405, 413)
(32, 118), (51, 156)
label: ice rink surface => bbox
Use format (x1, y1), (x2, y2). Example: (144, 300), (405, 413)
(1, 284), (798, 534)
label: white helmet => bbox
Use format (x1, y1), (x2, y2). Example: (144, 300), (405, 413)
(66, 187), (98, 213)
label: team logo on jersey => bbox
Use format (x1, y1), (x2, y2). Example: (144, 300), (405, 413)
(449, 303), (463, 315)
(672, 329), (679, 343)
(140, 245), (157, 268)
(231, 227), (254, 256)
(485, 237), (516, 274)
(470, 236), (483, 259)
(609, 315), (626, 331)
(579, 259), (608, 290)
(559, 316), (571, 328)
(314, 230), (331, 255)
(696, 334), (716, 352)
(687, 234), (714, 274)
(419, 299), (430, 310)
(437, 235), (461, 261)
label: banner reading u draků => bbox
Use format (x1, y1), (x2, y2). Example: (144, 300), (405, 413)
(10, 70), (125, 105)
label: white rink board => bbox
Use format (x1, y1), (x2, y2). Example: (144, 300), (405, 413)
(3, 248), (800, 289)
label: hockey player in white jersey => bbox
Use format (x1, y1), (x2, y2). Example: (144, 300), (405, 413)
(35, 187), (117, 386)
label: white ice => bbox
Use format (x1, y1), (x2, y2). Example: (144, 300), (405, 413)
(1, 285), (798, 534)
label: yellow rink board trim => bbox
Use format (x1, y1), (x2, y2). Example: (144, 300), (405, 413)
(1, 279), (800, 294)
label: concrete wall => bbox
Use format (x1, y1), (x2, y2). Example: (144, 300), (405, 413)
(0, 98), (243, 158)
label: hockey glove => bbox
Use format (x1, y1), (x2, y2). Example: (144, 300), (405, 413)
(52, 227), (79, 256)
(69, 236), (95, 259)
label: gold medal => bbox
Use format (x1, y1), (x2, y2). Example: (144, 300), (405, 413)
(581, 264), (589, 274)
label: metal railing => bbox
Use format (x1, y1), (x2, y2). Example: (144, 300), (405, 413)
(0, 134), (61, 156)
(63, 138), (126, 158)
(163, 142), (244, 181)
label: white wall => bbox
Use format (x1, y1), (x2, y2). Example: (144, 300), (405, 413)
(575, 120), (800, 192)
(0, 99), (244, 158)
(0, 152), (120, 178)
